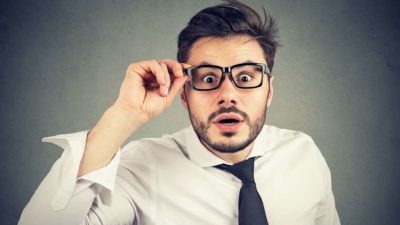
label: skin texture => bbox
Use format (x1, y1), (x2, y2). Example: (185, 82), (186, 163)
(78, 60), (189, 176)
(78, 35), (274, 176)
(181, 35), (274, 164)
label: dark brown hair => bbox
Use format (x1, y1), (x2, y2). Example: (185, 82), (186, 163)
(177, 0), (279, 72)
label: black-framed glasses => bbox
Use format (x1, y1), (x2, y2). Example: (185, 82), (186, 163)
(183, 63), (271, 91)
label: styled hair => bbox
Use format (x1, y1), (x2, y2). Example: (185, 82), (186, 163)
(177, 0), (279, 72)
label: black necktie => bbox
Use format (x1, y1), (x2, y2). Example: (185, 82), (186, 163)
(216, 157), (269, 225)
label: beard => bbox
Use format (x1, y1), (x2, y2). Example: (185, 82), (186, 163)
(188, 106), (267, 153)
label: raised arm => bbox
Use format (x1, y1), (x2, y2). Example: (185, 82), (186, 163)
(78, 59), (188, 176)
(19, 59), (188, 225)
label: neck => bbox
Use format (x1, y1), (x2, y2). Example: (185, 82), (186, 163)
(204, 141), (255, 164)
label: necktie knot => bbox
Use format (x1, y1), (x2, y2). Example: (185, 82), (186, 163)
(216, 157), (255, 184)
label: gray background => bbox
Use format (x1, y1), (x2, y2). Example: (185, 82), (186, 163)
(1, 0), (399, 224)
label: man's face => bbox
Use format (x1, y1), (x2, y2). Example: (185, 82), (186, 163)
(181, 35), (274, 154)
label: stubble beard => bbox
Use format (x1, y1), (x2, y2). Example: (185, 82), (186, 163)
(189, 106), (267, 153)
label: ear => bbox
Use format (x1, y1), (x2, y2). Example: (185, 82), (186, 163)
(267, 76), (274, 107)
(180, 87), (188, 110)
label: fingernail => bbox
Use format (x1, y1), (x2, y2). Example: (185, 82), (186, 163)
(163, 87), (169, 95)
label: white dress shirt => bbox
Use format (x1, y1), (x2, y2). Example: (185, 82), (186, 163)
(18, 125), (341, 225)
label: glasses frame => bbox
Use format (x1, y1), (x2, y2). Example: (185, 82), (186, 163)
(183, 62), (271, 91)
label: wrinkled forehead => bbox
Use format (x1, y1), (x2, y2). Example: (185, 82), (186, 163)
(187, 35), (266, 67)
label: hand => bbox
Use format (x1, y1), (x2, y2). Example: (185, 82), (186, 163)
(113, 59), (189, 126)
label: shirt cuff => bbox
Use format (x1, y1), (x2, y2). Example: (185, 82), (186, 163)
(42, 131), (121, 210)
(78, 150), (121, 206)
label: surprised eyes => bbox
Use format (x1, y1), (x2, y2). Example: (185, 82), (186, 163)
(201, 73), (253, 84)
(237, 74), (253, 82)
(201, 75), (218, 84)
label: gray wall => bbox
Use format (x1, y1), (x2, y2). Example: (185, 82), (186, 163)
(1, 0), (399, 224)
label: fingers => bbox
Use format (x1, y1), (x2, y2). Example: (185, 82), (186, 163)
(159, 59), (192, 96)
(159, 59), (185, 78)
(127, 60), (164, 84)
(158, 60), (191, 106)
(160, 63), (170, 96)
(142, 60), (168, 96)
(157, 60), (191, 106)
(165, 76), (188, 107)
(180, 63), (192, 70)
(126, 59), (191, 98)
(126, 60), (167, 97)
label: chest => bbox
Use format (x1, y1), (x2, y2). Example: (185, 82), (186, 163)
(150, 156), (323, 225)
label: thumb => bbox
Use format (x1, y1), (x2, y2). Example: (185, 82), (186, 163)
(166, 76), (188, 106)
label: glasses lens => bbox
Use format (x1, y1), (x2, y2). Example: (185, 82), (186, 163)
(232, 65), (263, 88)
(190, 67), (222, 90)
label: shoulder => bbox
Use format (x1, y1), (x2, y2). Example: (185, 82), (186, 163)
(263, 124), (316, 148)
(119, 127), (189, 162)
(262, 124), (331, 175)
(261, 125), (328, 166)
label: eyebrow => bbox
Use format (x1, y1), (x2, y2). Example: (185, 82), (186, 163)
(196, 60), (259, 67)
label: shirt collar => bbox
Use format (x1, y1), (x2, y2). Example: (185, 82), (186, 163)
(173, 125), (271, 168)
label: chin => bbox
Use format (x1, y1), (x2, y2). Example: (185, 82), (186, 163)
(208, 140), (250, 153)
(218, 130), (247, 139)
(221, 132), (235, 137)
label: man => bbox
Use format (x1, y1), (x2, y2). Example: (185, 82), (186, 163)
(19, 1), (340, 224)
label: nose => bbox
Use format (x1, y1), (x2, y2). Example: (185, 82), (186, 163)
(217, 73), (238, 107)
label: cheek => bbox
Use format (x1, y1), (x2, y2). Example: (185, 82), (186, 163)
(187, 94), (212, 116)
(242, 92), (268, 114)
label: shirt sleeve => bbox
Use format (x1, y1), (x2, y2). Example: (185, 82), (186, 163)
(18, 130), (128, 225)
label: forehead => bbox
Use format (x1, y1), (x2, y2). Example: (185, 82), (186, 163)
(187, 35), (266, 67)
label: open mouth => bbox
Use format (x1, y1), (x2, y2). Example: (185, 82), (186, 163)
(211, 112), (245, 133)
(217, 118), (240, 125)
(213, 114), (243, 133)
(214, 114), (243, 126)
